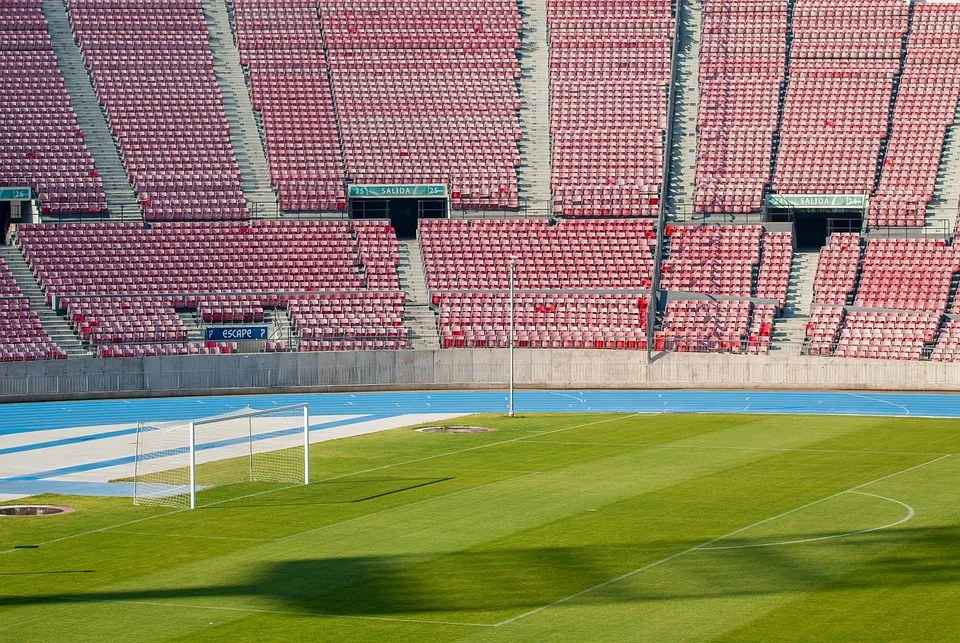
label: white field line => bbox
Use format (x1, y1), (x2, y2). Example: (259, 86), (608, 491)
(493, 454), (952, 627)
(0, 592), (496, 628)
(519, 439), (953, 458)
(0, 414), (640, 556)
(844, 393), (911, 415)
(699, 491), (916, 550)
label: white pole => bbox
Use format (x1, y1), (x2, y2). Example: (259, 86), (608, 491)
(509, 256), (515, 417)
(303, 405), (310, 484)
(188, 421), (196, 510)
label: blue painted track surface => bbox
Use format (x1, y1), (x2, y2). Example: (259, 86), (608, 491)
(2, 390), (959, 497)
(3, 389), (960, 437)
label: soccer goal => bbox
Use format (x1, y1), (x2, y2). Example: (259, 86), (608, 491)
(133, 404), (309, 509)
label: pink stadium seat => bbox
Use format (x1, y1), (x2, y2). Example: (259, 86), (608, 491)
(548, 0), (673, 217)
(67, 0), (247, 221)
(17, 220), (405, 353)
(0, 0), (106, 216)
(870, 4), (960, 228)
(772, 1), (908, 197)
(696, 0), (786, 215)
(0, 256), (65, 360)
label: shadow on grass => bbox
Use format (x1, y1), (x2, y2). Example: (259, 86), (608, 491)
(199, 477), (455, 509)
(2, 526), (958, 617)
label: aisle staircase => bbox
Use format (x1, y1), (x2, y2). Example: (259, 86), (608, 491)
(667, 0), (702, 219)
(42, 0), (139, 219)
(771, 251), (818, 355)
(516, 0), (552, 216)
(202, 0), (278, 218)
(397, 239), (438, 349)
(0, 246), (88, 357)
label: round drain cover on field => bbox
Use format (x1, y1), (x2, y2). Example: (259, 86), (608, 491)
(416, 426), (497, 434)
(0, 505), (75, 517)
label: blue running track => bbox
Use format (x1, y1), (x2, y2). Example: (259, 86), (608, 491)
(1, 389), (958, 497)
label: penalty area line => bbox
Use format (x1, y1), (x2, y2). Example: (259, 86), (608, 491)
(493, 453), (951, 627)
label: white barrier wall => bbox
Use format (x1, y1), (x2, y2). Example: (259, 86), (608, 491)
(2, 350), (960, 401)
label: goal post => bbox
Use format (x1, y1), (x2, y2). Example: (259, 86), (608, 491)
(133, 403), (310, 509)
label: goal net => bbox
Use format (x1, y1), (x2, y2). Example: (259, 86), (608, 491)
(133, 403), (309, 508)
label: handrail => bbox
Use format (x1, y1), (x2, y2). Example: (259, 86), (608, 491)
(647, 0), (685, 362)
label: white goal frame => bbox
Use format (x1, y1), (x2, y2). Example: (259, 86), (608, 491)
(134, 403), (310, 509)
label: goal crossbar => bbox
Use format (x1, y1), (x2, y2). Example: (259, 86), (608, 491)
(134, 403), (310, 509)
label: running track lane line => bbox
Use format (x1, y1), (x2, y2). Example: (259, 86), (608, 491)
(493, 453), (953, 627)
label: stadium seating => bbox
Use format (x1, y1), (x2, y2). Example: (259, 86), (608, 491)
(834, 310), (941, 361)
(321, 0), (522, 210)
(812, 233), (861, 305)
(421, 218), (655, 348)
(772, 0), (907, 196)
(805, 305), (844, 356)
(232, 0), (345, 212)
(870, 3), (960, 228)
(290, 291), (408, 351)
(756, 231), (793, 310)
(656, 298), (751, 353)
(548, 0), (673, 217)
(854, 239), (958, 312)
(931, 319), (960, 362)
(17, 220), (404, 353)
(660, 225), (764, 298)
(695, 0), (786, 214)
(0, 256), (65, 360)
(0, 0), (106, 215)
(437, 292), (648, 349)
(421, 218), (657, 291)
(67, 0), (246, 221)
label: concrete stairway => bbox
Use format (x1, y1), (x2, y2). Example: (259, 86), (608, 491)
(925, 101), (960, 235)
(0, 246), (89, 357)
(397, 239), (438, 349)
(202, 0), (278, 218)
(515, 0), (552, 216)
(42, 0), (139, 219)
(770, 250), (818, 355)
(667, 0), (702, 219)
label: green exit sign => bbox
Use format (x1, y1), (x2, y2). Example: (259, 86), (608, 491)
(0, 187), (31, 201)
(348, 184), (447, 199)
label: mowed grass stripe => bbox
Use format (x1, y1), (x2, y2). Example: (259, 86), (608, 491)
(6, 434), (934, 627)
(0, 414), (958, 642)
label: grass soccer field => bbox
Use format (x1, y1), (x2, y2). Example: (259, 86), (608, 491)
(1, 412), (959, 642)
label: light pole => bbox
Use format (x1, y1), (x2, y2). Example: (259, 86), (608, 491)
(508, 256), (516, 417)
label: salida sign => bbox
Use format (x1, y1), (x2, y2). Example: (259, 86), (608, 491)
(205, 327), (268, 341)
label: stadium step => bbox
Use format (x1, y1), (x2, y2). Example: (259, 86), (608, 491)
(771, 251), (820, 354)
(397, 239), (437, 348)
(926, 99), (960, 235)
(667, 0), (703, 218)
(0, 245), (90, 357)
(516, 0), (552, 214)
(201, 0), (279, 218)
(41, 0), (140, 220)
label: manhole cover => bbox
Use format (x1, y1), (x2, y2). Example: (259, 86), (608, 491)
(0, 505), (75, 517)
(416, 426), (497, 434)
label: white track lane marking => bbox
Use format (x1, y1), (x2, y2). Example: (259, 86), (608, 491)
(845, 393), (911, 415)
(700, 491), (915, 550)
(493, 454), (951, 627)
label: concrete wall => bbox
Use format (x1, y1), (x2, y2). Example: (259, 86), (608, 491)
(2, 350), (960, 401)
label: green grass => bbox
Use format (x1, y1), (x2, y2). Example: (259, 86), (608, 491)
(1, 413), (959, 642)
